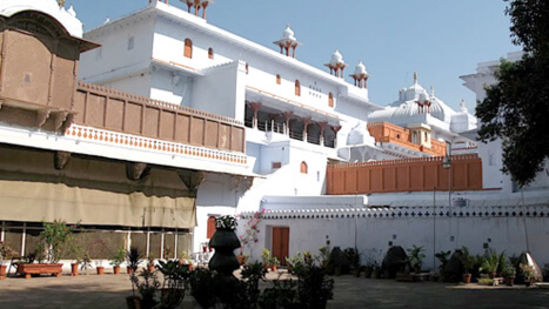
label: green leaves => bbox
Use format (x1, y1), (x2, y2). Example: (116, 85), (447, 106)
(477, 0), (549, 186)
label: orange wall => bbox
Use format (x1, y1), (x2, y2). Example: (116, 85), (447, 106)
(326, 155), (483, 195)
(367, 122), (446, 156)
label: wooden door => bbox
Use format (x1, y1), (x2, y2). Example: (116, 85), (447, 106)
(272, 227), (289, 266)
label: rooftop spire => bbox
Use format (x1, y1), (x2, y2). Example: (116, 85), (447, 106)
(414, 71), (418, 84)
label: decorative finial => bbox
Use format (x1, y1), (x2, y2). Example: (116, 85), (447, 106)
(57, 0), (66, 7)
(430, 85), (435, 96)
(413, 71), (418, 83)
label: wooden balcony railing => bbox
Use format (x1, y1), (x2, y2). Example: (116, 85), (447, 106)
(73, 82), (245, 153)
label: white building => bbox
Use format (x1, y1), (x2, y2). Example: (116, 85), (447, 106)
(68, 1), (549, 267)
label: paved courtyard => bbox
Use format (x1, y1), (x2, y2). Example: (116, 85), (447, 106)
(0, 271), (548, 308)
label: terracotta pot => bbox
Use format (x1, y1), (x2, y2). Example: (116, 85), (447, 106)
(113, 265), (121, 275)
(507, 276), (515, 286)
(463, 273), (472, 284)
(71, 263), (79, 276)
(0, 265), (6, 280)
(96, 266), (105, 275)
(271, 264), (277, 272)
(127, 267), (134, 275)
(147, 264), (155, 273)
(236, 255), (248, 265)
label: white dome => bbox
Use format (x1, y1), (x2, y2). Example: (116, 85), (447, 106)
(0, 0), (84, 38)
(282, 25), (296, 41)
(354, 61), (368, 76)
(329, 49), (345, 66)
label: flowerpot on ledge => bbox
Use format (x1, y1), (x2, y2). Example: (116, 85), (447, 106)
(463, 273), (472, 284)
(127, 267), (134, 275)
(96, 266), (105, 275)
(71, 263), (79, 276)
(147, 264), (155, 273)
(0, 265), (6, 280)
(113, 265), (121, 275)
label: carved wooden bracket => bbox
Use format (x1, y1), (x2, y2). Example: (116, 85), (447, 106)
(36, 109), (51, 128)
(231, 175), (254, 191)
(54, 151), (71, 170)
(52, 111), (68, 130)
(177, 170), (204, 195)
(126, 162), (149, 181)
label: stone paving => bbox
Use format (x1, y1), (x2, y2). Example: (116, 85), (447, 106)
(0, 270), (548, 308)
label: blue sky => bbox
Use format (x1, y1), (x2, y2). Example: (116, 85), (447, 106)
(69, 0), (516, 111)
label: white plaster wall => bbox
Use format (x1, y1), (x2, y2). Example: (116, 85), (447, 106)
(80, 18), (155, 81)
(104, 73), (152, 98)
(194, 173), (247, 253)
(192, 61), (245, 121)
(241, 208), (549, 271)
(150, 69), (194, 106)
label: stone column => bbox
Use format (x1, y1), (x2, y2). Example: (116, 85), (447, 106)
(249, 102), (262, 129)
(318, 121), (328, 146)
(302, 117), (311, 142)
(282, 112), (293, 136)
(331, 125), (342, 148)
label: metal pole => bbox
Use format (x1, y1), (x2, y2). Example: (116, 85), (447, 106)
(433, 186), (436, 271)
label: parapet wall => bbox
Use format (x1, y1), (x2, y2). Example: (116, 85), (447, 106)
(326, 154), (482, 195)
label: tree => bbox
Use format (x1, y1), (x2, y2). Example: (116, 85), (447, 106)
(476, 0), (549, 187)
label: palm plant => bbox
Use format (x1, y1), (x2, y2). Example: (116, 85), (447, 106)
(407, 245), (425, 273)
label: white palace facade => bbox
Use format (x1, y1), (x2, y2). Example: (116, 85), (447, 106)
(0, 0), (547, 268)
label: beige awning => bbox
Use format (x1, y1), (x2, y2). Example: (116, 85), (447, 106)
(0, 145), (197, 228)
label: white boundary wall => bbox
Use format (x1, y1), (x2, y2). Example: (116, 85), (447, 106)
(239, 205), (549, 270)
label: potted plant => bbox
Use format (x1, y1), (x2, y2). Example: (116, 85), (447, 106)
(236, 249), (249, 266)
(520, 263), (536, 287)
(80, 252), (93, 275)
(178, 251), (194, 270)
(126, 247), (141, 275)
(262, 248), (277, 271)
(0, 242), (16, 280)
(503, 265), (516, 286)
(111, 247), (126, 275)
(96, 260), (105, 275)
(18, 220), (72, 278)
(208, 215), (241, 276)
(406, 245), (425, 274)
(147, 254), (156, 273)
(460, 247), (475, 284)
(480, 251), (499, 279)
(67, 240), (83, 276)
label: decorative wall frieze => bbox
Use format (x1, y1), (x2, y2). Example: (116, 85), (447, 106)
(65, 124), (248, 166)
(240, 205), (549, 221)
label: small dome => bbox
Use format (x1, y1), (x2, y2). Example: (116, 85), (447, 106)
(354, 61), (368, 76)
(282, 25), (296, 41)
(329, 49), (345, 66)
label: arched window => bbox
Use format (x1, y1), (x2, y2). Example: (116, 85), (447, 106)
(295, 80), (301, 96)
(276, 74), (281, 85)
(300, 161), (308, 174)
(184, 38), (193, 58)
(207, 216), (216, 239)
(328, 92), (334, 107)
(208, 47), (214, 59)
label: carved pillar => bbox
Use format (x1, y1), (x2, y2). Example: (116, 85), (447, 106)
(331, 125), (342, 148)
(302, 117), (311, 142)
(282, 112), (293, 136)
(249, 102), (262, 129)
(318, 121), (328, 146)
(202, 2), (209, 19)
